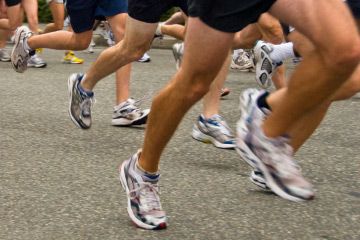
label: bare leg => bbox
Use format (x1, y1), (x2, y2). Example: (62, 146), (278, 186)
(164, 11), (185, 25)
(81, 17), (157, 90)
(107, 13), (132, 104)
(139, 18), (233, 172)
(265, 21), (360, 151)
(160, 24), (185, 41)
(21, 0), (39, 33)
(2, 4), (22, 31)
(43, 1), (64, 33)
(264, 0), (360, 138)
(202, 52), (231, 118)
(27, 30), (93, 50)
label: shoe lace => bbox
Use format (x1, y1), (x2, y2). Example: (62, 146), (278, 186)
(270, 137), (302, 178)
(130, 182), (162, 212)
(80, 95), (95, 117)
(210, 115), (233, 137)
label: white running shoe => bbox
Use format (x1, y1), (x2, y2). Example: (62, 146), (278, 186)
(68, 73), (95, 129)
(137, 52), (151, 63)
(112, 98), (150, 126)
(119, 151), (167, 230)
(254, 40), (279, 89)
(0, 48), (10, 62)
(231, 49), (254, 72)
(11, 26), (34, 73)
(27, 54), (47, 68)
(192, 114), (236, 149)
(237, 89), (314, 202)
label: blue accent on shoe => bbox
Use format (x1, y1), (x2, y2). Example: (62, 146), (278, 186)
(143, 173), (160, 181)
(76, 75), (94, 97)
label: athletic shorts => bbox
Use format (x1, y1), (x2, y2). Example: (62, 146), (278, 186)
(128, 0), (188, 23)
(188, 0), (276, 33)
(347, 0), (360, 18)
(5, 0), (21, 7)
(66, 0), (127, 33)
(46, 0), (64, 4)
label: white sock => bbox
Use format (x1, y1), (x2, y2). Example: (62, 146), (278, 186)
(23, 38), (33, 52)
(155, 22), (164, 36)
(269, 42), (295, 64)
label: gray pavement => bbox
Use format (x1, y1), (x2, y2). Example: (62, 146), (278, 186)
(0, 46), (359, 240)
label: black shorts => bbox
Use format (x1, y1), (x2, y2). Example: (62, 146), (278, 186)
(5, 0), (21, 7)
(128, 0), (188, 23)
(188, 0), (277, 33)
(348, 0), (360, 18)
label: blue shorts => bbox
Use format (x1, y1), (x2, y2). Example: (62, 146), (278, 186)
(66, 0), (128, 33)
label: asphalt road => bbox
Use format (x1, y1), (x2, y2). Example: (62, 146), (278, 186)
(0, 46), (359, 240)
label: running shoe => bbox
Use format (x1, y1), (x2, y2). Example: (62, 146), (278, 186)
(68, 73), (94, 129)
(231, 49), (254, 72)
(236, 89), (270, 190)
(237, 89), (314, 202)
(119, 151), (167, 230)
(112, 98), (150, 126)
(27, 54), (47, 68)
(236, 88), (266, 168)
(172, 42), (183, 70)
(250, 170), (270, 190)
(220, 87), (231, 98)
(0, 48), (10, 62)
(63, 51), (84, 64)
(11, 26), (35, 73)
(192, 114), (236, 149)
(138, 52), (151, 63)
(254, 40), (280, 89)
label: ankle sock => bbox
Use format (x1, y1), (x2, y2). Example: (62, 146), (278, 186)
(135, 162), (160, 182)
(269, 42), (295, 64)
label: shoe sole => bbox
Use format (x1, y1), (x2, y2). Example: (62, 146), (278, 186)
(249, 171), (270, 190)
(254, 41), (273, 89)
(119, 162), (166, 230)
(28, 63), (47, 68)
(67, 75), (90, 129)
(62, 60), (83, 64)
(0, 58), (10, 62)
(192, 127), (235, 149)
(11, 26), (29, 73)
(248, 142), (313, 202)
(112, 109), (150, 126)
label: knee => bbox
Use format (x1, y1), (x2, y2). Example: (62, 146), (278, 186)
(71, 36), (91, 50)
(178, 71), (213, 102)
(260, 22), (283, 44)
(53, 22), (64, 31)
(112, 26), (125, 42)
(120, 41), (150, 61)
(325, 37), (360, 73)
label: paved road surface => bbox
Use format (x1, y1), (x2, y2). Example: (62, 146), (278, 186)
(0, 46), (359, 240)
